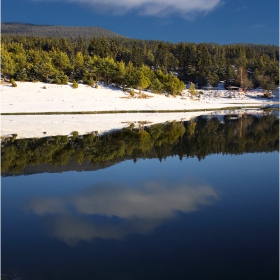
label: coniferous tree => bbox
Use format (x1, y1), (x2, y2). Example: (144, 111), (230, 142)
(72, 80), (78, 88)
(165, 74), (185, 95)
(196, 43), (211, 86)
(114, 61), (126, 88)
(1, 45), (16, 80)
(51, 50), (73, 76)
(189, 82), (197, 95)
(124, 61), (137, 88)
(73, 51), (84, 80)
(150, 78), (164, 94)
(132, 42), (143, 67)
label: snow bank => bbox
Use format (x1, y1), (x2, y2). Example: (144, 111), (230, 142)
(1, 81), (278, 139)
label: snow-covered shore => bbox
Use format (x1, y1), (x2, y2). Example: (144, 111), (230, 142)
(1, 81), (278, 139)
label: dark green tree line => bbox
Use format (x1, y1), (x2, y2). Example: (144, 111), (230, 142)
(1, 35), (279, 90)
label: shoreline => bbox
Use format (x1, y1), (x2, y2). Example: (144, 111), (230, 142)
(1, 81), (279, 139)
(1, 104), (272, 115)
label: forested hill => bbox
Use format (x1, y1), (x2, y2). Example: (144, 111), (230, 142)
(1, 24), (279, 92)
(1, 22), (126, 39)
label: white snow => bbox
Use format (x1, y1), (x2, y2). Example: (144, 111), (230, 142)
(1, 81), (278, 139)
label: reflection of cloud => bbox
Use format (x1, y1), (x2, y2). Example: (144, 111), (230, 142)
(27, 197), (67, 215)
(26, 180), (219, 245)
(71, 181), (218, 219)
(45, 215), (128, 246)
(44, 214), (162, 246)
(33, 0), (222, 17)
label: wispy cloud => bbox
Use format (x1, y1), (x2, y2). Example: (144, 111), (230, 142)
(34, 0), (222, 17)
(233, 5), (247, 12)
(250, 24), (264, 29)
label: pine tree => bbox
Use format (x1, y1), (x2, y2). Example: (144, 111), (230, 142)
(72, 80), (78, 89)
(165, 74), (185, 95)
(189, 82), (197, 95)
(150, 78), (164, 94)
(1, 45), (16, 80)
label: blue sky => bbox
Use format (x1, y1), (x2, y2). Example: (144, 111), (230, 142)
(1, 0), (279, 45)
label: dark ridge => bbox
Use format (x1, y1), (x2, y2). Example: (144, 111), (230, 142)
(1, 22), (127, 39)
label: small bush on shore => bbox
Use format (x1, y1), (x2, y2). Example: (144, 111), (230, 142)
(10, 78), (17, 87)
(72, 80), (78, 89)
(87, 78), (95, 86)
(129, 90), (135, 97)
(82, 77), (88, 84)
(189, 82), (197, 95)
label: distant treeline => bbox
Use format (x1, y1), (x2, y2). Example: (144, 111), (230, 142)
(1, 22), (125, 39)
(1, 34), (279, 94)
(2, 113), (279, 175)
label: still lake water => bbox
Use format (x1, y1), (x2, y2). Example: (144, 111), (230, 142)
(1, 112), (279, 280)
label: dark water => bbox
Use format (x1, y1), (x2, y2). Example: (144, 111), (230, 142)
(1, 112), (279, 280)
(2, 152), (279, 279)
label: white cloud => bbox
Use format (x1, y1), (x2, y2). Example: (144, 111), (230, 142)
(36, 0), (222, 17)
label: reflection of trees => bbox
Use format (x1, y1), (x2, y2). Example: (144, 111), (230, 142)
(1, 114), (279, 174)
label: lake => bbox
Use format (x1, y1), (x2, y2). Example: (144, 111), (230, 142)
(1, 110), (279, 280)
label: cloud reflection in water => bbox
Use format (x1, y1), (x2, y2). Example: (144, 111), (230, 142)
(27, 179), (219, 246)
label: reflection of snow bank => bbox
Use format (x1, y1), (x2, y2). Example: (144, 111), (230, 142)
(1, 112), (212, 139)
(1, 81), (278, 139)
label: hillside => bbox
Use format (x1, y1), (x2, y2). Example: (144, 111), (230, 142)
(1, 22), (126, 39)
(1, 23), (278, 91)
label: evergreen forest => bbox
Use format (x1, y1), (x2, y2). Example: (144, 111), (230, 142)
(2, 113), (279, 175)
(1, 34), (279, 95)
(2, 22), (125, 39)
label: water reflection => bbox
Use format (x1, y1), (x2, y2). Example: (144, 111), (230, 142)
(2, 110), (278, 279)
(26, 179), (219, 246)
(2, 110), (279, 176)
(2, 151), (278, 279)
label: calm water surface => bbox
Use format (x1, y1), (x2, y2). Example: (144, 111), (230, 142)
(2, 151), (279, 279)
